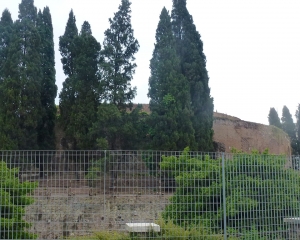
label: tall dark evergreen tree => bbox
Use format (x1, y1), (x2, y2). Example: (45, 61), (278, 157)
(0, 0), (42, 150)
(101, 0), (139, 111)
(37, 7), (57, 150)
(295, 104), (300, 141)
(171, 0), (214, 151)
(0, 9), (16, 149)
(0, 9), (13, 80)
(294, 104), (300, 155)
(59, 17), (101, 150)
(0, 2), (56, 150)
(65, 21), (101, 149)
(15, 0), (42, 149)
(93, 0), (139, 150)
(281, 105), (296, 141)
(268, 107), (281, 129)
(281, 106), (296, 154)
(59, 10), (78, 147)
(59, 9), (78, 77)
(148, 7), (194, 150)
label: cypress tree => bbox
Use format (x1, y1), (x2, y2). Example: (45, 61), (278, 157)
(66, 21), (101, 149)
(101, 0), (139, 111)
(293, 104), (300, 155)
(59, 10), (78, 148)
(268, 107), (281, 129)
(94, 0), (139, 150)
(171, 0), (214, 151)
(148, 7), (194, 150)
(0, 9), (13, 79)
(59, 9), (78, 77)
(37, 7), (57, 150)
(15, 0), (42, 149)
(281, 105), (296, 141)
(0, 9), (17, 149)
(59, 19), (101, 150)
(295, 104), (300, 141)
(0, 0), (42, 150)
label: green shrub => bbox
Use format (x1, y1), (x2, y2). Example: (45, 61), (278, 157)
(155, 217), (239, 240)
(69, 231), (130, 240)
(68, 220), (239, 240)
(160, 148), (300, 238)
(85, 159), (105, 187)
(0, 161), (38, 239)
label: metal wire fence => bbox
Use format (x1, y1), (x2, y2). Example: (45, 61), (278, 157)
(0, 150), (300, 239)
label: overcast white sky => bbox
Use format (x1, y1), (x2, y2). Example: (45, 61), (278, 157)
(1, 0), (300, 125)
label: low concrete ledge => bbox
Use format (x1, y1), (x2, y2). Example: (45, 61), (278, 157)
(284, 218), (300, 224)
(125, 223), (160, 233)
(284, 217), (300, 239)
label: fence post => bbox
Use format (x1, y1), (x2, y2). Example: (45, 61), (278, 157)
(222, 153), (227, 240)
(104, 150), (106, 219)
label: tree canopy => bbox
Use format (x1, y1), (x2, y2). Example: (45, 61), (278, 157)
(147, 0), (214, 151)
(37, 7), (57, 150)
(101, 0), (139, 111)
(59, 17), (101, 149)
(0, 0), (58, 150)
(268, 107), (281, 129)
(148, 7), (194, 150)
(171, 0), (214, 151)
(281, 105), (296, 141)
(0, 0), (215, 152)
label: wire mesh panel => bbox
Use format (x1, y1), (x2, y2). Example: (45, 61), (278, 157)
(0, 150), (107, 239)
(224, 152), (300, 240)
(0, 150), (300, 239)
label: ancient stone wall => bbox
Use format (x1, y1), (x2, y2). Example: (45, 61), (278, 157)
(25, 193), (169, 239)
(213, 113), (291, 155)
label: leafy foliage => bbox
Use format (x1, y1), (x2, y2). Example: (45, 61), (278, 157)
(281, 105), (295, 140)
(36, 7), (57, 150)
(85, 158), (105, 187)
(148, 7), (194, 151)
(101, 0), (139, 111)
(0, 9), (13, 77)
(118, 105), (150, 150)
(171, 0), (214, 151)
(294, 104), (300, 155)
(0, 1), (57, 150)
(281, 105), (297, 154)
(58, 10), (79, 149)
(91, 103), (122, 149)
(0, 161), (38, 239)
(161, 148), (300, 238)
(268, 107), (281, 129)
(0, 9), (16, 150)
(59, 9), (78, 77)
(0, 0), (46, 150)
(59, 12), (102, 150)
(91, 104), (149, 150)
(68, 216), (234, 240)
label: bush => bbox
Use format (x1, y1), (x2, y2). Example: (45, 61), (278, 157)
(85, 159), (105, 187)
(0, 161), (38, 239)
(68, 217), (239, 240)
(69, 231), (130, 240)
(160, 148), (300, 238)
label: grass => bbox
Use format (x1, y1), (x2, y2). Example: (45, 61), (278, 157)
(67, 218), (239, 240)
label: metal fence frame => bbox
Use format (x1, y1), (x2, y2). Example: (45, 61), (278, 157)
(0, 150), (299, 239)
